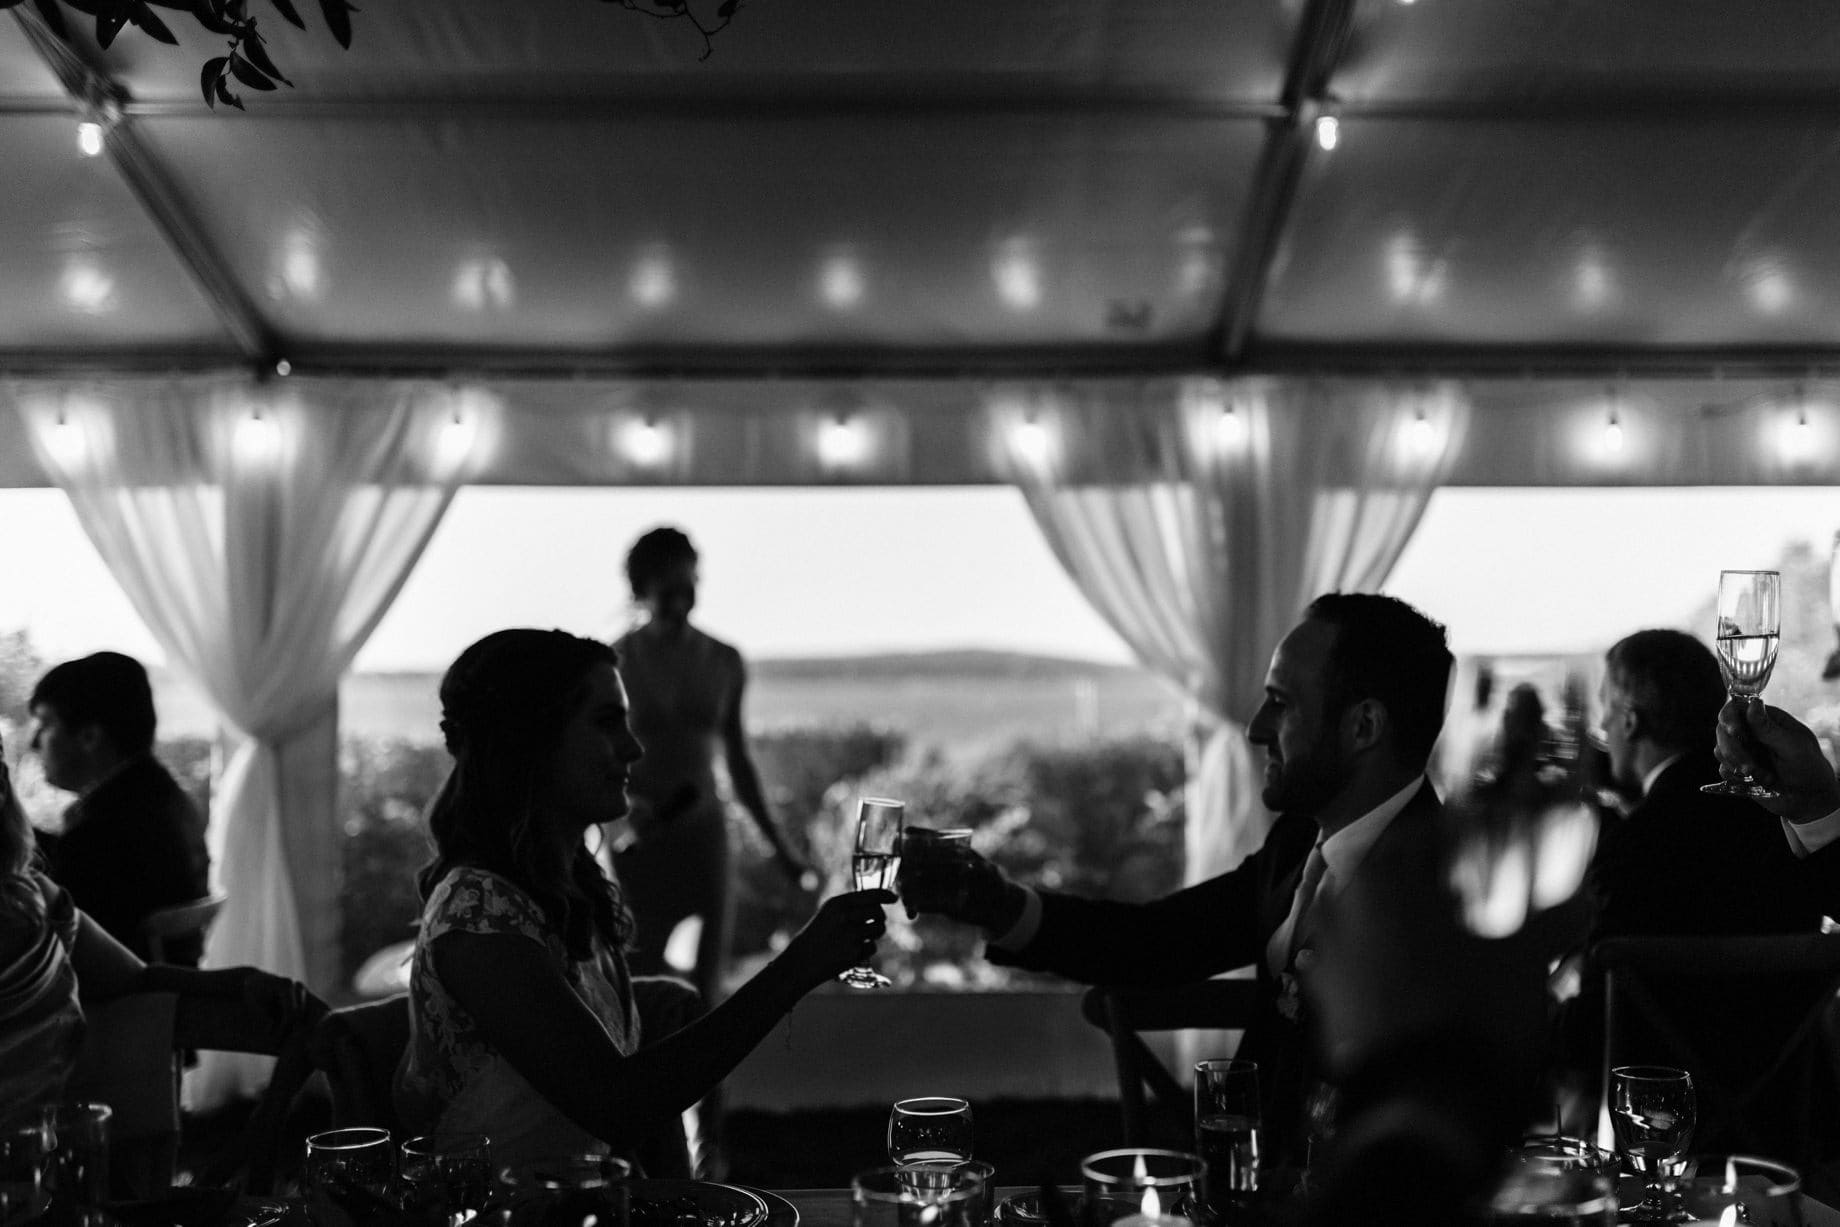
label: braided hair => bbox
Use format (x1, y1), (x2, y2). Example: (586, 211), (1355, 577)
(417, 629), (634, 960)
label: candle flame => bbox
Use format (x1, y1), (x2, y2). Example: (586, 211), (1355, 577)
(1719, 1204), (1738, 1227)
(1139, 1187), (1160, 1218)
(1724, 1158), (1738, 1193)
(1132, 1154), (1149, 1182)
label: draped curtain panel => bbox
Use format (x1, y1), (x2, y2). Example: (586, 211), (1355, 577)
(12, 377), (466, 1104)
(996, 379), (1468, 883)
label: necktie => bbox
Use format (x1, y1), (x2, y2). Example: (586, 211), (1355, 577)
(1283, 842), (1330, 967)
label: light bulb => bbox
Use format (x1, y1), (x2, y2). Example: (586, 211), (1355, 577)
(1216, 405), (1247, 448)
(47, 413), (85, 468)
(1410, 411), (1437, 454)
(77, 121), (104, 157)
(623, 416), (671, 467)
(817, 414), (869, 468)
(1011, 416), (1052, 468)
(235, 409), (280, 467)
(273, 358), (292, 378)
(1782, 409), (1815, 461)
(1603, 414), (1624, 455)
(435, 411), (477, 473)
(1314, 114), (1340, 152)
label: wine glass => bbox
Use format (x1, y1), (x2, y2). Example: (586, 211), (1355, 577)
(888, 1097), (974, 1164)
(1193, 1059), (1260, 1213)
(1703, 569), (1782, 798)
(398, 1133), (491, 1226)
(304, 1127), (397, 1225)
(840, 797), (904, 989)
(1610, 1066), (1697, 1222)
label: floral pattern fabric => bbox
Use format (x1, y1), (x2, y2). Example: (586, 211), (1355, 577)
(396, 866), (638, 1159)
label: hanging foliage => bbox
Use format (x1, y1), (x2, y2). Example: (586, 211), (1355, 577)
(1, 0), (741, 111)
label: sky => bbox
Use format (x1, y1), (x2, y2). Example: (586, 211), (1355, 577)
(3, 484), (1837, 672)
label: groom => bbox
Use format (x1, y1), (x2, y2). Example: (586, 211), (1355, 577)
(902, 592), (1455, 1161)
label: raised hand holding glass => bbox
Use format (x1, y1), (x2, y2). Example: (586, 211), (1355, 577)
(841, 798), (904, 989)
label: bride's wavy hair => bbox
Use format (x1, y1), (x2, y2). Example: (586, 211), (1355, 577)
(417, 628), (634, 960)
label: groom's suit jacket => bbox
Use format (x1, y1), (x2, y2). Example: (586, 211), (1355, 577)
(987, 781), (1444, 1159)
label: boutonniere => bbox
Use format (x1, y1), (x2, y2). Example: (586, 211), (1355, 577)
(1276, 948), (1316, 1021)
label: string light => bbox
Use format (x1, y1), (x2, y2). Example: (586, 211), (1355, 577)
(1314, 113), (1340, 152)
(1011, 412), (1052, 469)
(1216, 400), (1248, 448)
(273, 358), (292, 378)
(622, 414), (671, 467)
(1410, 407), (1437, 454)
(1781, 385), (1815, 461)
(817, 412), (869, 468)
(234, 406), (280, 467)
(1602, 407), (1624, 456)
(47, 408), (84, 468)
(76, 120), (104, 158)
(434, 407), (477, 473)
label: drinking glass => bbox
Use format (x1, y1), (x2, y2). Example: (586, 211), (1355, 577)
(0, 1116), (51, 1227)
(45, 1103), (110, 1225)
(1609, 1067), (1696, 1222)
(1193, 1059), (1260, 1213)
(899, 828), (975, 916)
(888, 1097), (974, 1163)
(496, 1155), (631, 1227)
(1675, 1155), (1802, 1227)
(1703, 570), (1782, 798)
(304, 1127), (397, 1226)
(854, 1165), (985, 1227)
(398, 1133), (491, 1226)
(1078, 1149), (1202, 1227)
(841, 797), (905, 989)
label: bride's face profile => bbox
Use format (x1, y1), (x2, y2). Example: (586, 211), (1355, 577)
(538, 664), (644, 837)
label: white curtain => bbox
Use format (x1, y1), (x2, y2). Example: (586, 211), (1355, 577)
(13, 378), (471, 1102)
(996, 379), (1468, 881)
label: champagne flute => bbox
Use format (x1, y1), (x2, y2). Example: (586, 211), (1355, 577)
(841, 797), (904, 989)
(1703, 569), (1782, 798)
(888, 1097), (974, 1163)
(1610, 1066), (1696, 1222)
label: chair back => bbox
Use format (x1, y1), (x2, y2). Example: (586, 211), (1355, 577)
(1080, 979), (1261, 1146)
(139, 893), (228, 964)
(1592, 933), (1840, 1190)
(312, 995), (412, 1132)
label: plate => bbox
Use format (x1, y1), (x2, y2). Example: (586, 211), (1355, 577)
(628, 1178), (770, 1227)
(738, 1186), (800, 1227)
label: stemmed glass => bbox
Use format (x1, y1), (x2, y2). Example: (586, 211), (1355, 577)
(840, 797), (904, 989)
(1610, 1066), (1697, 1223)
(1703, 569), (1782, 798)
(888, 1097), (974, 1164)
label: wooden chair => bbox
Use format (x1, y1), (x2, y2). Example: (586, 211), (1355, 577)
(139, 892), (228, 965)
(1080, 979), (1261, 1146)
(1592, 934), (1840, 1194)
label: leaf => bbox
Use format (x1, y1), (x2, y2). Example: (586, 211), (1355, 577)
(239, 30), (292, 85)
(214, 73), (244, 109)
(317, 0), (349, 47)
(130, 2), (179, 43)
(96, 10), (127, 47)
(200, 54), (227, 105)
(31, 0), (68, 38)
(228, 52), (277, 89)
(190, 0), (240, 34)
(267, 0), (303, 27)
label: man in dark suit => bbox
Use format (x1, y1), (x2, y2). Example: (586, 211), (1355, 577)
(1564, 630), (1823, 1149)
(901, 592), (1456, 1162)
(30, 651), (212, 965)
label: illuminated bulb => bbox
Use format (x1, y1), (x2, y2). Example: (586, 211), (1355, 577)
(1011, 416), (1052, 468)
(235, 409), (280, 467)
(1216, 404), (1247, 448)
(820, 253), (866, 310)
(273, 358), (292, 378)
(1314, 114), (1340, 152)
(992, 241), (1042, 311)
(623, 416), (671, 467)
(47, 412), (84, 468)
(1782, 409), (1815, 460)
(1410, 410), (1437, 454)
(76, 120), (103, 158)
(435, 411), (477, 473)
(1603, 413), (1624, 455)
(817, 414), (869, 468)
(629, 249), (676, 308)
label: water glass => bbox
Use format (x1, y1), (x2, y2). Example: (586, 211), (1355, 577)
(899, 1161), (995, 1226)
(1676, 1155), (1802, 1227)
(889, 1096), (974, 1163)
(45, 1103), (110, 1223)
(304, 1127), (397, 1225)
(1512, 1136), (1619, 1181)
(399, 1133), (491, 1226)
(854, 1165), (985, 1227)
(1483, 1166), (1616, 1225)
(1078, 1149), (1202, 1227)
(0, 1117), (52, 1227)
(497, 1154), (631, 1227)
(1609, 1067), (1696, 1222)
(1193, 1058), (1260, 1211)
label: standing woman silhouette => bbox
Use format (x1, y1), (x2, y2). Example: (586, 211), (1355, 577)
(610, 528), (811, 1004)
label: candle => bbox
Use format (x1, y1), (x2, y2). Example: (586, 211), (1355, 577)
(1110, 1184), (1190, 1227)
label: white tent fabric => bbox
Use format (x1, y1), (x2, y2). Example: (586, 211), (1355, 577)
(996, 380), (1466, 878)
(14, 380), (462, 1100)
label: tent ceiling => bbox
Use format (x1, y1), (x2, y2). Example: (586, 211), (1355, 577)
(5, 1), (1840, 379)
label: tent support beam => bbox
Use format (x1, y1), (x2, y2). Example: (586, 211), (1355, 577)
(13, 11), (278, 365)
(1213, 0), (1357, 366)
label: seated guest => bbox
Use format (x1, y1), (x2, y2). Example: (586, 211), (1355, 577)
(0, 734), (317, 1114)
(900, 593), (1456, 1163)
(29, 653), (211, 965)
(394, 629), (892, 1168)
